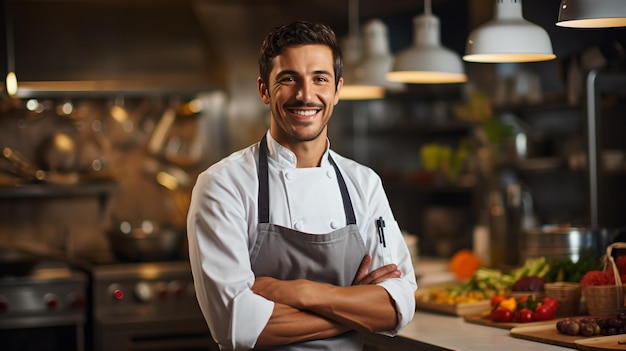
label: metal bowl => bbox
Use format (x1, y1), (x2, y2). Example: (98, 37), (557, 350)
(0, 247), (39, 277)
(521, 225), (610, 262)
(107, 221), (185, 262)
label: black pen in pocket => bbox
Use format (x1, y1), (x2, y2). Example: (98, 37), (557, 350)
(376, 216), (386, 248)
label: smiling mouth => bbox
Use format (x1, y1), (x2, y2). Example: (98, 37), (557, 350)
(289, 109), (319, 117)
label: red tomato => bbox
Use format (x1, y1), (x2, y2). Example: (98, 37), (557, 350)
(517, 307), (535, 323)
(534, 304), (556, 321)
(491, 306), (514, 323)
(542, 297), (558, 309)
(491, 295), (506, 307)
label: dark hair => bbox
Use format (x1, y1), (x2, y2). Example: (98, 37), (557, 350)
(258, 20), (343, 89)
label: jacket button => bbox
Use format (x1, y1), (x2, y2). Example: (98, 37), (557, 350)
(285, 171), (294, 180)
(294, 221), (303, 230)
(330, 220), (340, 229)
(326, 170), (334, 179)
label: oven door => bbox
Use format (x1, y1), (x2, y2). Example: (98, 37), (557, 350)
(96, 317), (218, 351)
(1, 324), (84, 351)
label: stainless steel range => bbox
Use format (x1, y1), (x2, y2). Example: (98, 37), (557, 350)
(0, 263), (88, 351)
(90, 260), (217, 351)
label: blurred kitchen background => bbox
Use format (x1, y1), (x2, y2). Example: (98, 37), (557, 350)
(1, 0), (626, 350)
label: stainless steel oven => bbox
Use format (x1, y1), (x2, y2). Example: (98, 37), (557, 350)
(90, 260), (218, 351)
(0, 264), (88, 351)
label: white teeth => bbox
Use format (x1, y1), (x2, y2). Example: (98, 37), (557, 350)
(292, 110), (317, 116)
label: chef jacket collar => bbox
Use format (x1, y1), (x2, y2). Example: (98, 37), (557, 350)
(264, 131), (333, 169)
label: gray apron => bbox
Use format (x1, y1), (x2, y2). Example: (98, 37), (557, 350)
(250, 135), (366, 350)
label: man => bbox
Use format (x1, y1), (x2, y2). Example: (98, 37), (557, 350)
(187, 20), (417, 350)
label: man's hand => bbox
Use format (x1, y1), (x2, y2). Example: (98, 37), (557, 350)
(352, 255), (401, 285)
(253, 254), (402, 335)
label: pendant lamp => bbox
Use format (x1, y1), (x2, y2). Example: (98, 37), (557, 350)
(557, 0), (626, 28)
(386, 0), (467, 84)
(339, 0), (385, 100)
(464, 0), (556, 63)
(353, 19), (405, 93)
(4, 0), (18, 96)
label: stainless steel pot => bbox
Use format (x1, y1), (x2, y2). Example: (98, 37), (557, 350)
(107, 221), (185, 262)
(0, 246), (39, 277)
(521, 225), (610, 262)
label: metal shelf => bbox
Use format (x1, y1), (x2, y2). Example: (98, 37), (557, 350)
(0, 181), (119, 199)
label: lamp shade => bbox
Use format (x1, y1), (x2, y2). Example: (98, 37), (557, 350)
(339, 0), (386, 100)
(464, 0), (556, 63)
(354, 19), (405, 92)
(557, 0), (626, 28)
(386, 10), (467, 84)
(340, 34), (386, 100)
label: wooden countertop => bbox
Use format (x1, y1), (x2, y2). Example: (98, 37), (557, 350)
(364, 311), (571, 351)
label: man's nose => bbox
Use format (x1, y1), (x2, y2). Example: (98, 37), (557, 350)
(296, 81), (312, 101)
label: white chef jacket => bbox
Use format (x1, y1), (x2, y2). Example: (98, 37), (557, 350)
(187, 131), (417, 351)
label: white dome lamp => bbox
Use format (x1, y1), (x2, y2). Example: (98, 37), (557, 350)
(353, 19), (405, 93)
(386, 0), (467, 84)
(557, 0), (626, 28)
(339, 0), (386, 100)
(464, 0), (556, 63)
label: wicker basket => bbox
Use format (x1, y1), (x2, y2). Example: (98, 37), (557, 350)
(545, 282), (581, 316)
(582, 242), (626, 316)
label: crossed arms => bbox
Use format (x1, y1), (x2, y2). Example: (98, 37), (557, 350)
(251, 254), (402, 347)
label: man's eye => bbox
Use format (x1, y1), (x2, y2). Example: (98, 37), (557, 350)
(282, 77), (295, 82)
(315, 77), (329, 82)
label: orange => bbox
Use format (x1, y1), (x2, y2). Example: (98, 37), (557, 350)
(449, 249), (481, 281)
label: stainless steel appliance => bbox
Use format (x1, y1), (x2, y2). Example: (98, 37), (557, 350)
(0, 263), (88, 351)
(90, 260), (217, 351)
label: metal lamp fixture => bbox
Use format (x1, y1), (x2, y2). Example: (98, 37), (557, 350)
(340, 36), (386, 100)
(464, 0), (556, 63)
(557, 0), (626, 28)
(386, 0), (466, 84)
(339, 0), (385, 100)
(4, 0), (18, 96)
(353, 19), (405, 93)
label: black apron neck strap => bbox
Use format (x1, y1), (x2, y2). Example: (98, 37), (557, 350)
(327, 154), (357, 225)
(257, 134), (356, 225)
(258, 135), (270, 224)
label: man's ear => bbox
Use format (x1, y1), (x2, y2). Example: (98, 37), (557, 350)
(258, 78), (270, 104)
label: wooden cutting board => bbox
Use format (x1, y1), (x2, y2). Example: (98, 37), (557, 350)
(464, 314), (556, 330)
(576, 335), (626, 351)
(510, 323), (582, 348)
(415, 298), (491, 317)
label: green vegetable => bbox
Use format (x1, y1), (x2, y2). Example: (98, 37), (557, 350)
(545, 250), (603, 283)
(510, 257), (550, 280)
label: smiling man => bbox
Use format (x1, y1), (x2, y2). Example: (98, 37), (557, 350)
(187, 20), (417, 351)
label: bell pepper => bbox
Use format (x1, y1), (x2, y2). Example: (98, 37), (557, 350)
(534, 297), (558, 321)
(491, 306), (514, 323)
(499, 297), (517, 312)
(491, 295), (506, 307)
(517, 295), (539, 311)
(516, 307), (535, 323)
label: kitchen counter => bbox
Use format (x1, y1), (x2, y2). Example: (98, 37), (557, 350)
(364, 311), (570, 351)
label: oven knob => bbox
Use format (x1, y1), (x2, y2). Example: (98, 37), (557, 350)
(67, 292), (86, 310)
(44, 293), (60, 310)
(0, 296), (8, 313)
(108, 284), (125, 301)
(168, 280), (185, 298)
(155, 282), (169, 299)
(134, 282), (154, 302)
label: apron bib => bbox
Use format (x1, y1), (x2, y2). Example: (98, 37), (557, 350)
(251, 135), (366, 350)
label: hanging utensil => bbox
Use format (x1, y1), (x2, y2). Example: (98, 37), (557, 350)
(147, 107), (177, 156)
(2, 147), (79, 184)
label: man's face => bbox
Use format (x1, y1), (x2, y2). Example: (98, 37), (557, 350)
(258, 44), (343, 146)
